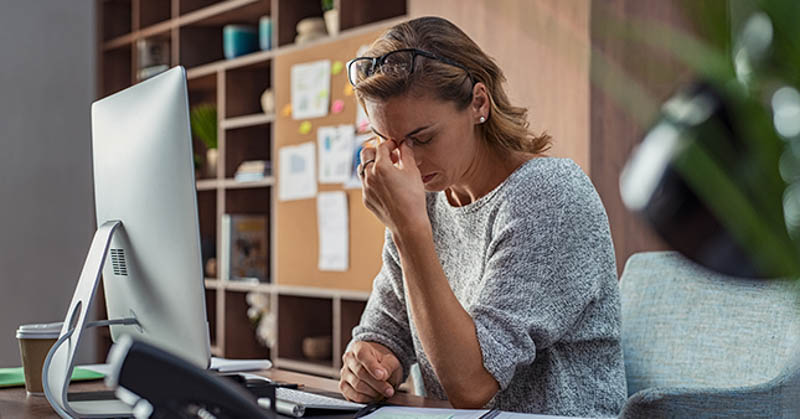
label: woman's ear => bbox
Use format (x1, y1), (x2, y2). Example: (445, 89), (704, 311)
(471, 82), (490, 124)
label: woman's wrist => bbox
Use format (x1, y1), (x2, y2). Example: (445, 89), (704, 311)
(391, 218), (433, 251)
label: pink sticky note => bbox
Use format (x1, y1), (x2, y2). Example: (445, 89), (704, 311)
(332, 100), (345, 114)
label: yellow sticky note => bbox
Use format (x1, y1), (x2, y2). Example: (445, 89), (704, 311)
(281, 103), (292, 117)
(332, 61), (344, 75)
(344, 83), (354, 97)
(299, 121), (312, 135)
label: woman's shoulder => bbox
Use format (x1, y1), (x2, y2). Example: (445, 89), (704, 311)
(503, 157), (594, 205)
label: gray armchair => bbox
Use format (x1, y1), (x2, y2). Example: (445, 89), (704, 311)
(618, 251), (800, 418)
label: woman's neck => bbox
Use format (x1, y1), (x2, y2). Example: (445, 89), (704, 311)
(446, 146), (531, 207)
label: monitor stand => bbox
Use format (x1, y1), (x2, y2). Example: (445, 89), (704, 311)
(42, 220), (138, 418)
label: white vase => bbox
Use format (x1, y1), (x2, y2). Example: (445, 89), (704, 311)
(324, 9), (339, 37)
(206, 148), (218, 177)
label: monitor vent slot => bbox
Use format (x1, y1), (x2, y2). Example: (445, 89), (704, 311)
(110, 248), (128, 276)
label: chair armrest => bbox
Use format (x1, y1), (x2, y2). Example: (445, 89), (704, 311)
(619, 371), (800, 419)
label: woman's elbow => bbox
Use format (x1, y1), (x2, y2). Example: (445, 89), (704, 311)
(447, 377), (498, 409)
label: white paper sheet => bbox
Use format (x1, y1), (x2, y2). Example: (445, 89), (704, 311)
(291, 60), (331, 119)
(345, 133), (375, 189)
(209, 357), (272, 372)
(363, 406), (585, 419)
(317, 191), (349, 271)
(278, 142), (317, 201)
(318, 124), (355, 184)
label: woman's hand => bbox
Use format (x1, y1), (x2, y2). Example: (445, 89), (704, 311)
(339, 341), (403, 403)
(359, 139), (428, 234)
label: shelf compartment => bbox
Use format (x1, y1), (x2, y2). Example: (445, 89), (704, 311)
(338, 299), (367, 358)
(225, 60), (271, 118)
(179, 25), (224, 69)
(278, 295), (334, 367)
(206, 288), (218, 346)
(139, 0), (172, 29)
(224, 290), (272, 358)
(102, 0), (132, 41)
(225, 188), (271, 282)
(197, 189), (218, 277)
(276, 0), (324, 47)
(339, 0), (406, 32)
(224, 125), (271, 178)
(135, 33), (172, 82)
(187, 72), (218, 180)
(101, 45), (133, 97)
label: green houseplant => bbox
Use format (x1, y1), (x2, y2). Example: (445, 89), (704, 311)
(190, 104), (218, 178)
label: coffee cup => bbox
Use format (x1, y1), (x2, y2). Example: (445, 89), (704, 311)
(16, 322), (62, 395)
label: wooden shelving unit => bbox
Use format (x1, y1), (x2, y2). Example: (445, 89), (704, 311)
(97, 0), (405, 378)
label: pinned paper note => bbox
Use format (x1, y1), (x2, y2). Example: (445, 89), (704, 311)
(317, 191), (348, 271)
(331, 60), (344, 75)
(345, 133), (375, 189)
(299, 121), (312, 135)
(291, 60), (331, 119)
(281, 103), (292, 117)
(318, 125), (355, 184)
(332, 99), (345, 114)
(343, 83), (354, 97)
(278, 142), (317, 201)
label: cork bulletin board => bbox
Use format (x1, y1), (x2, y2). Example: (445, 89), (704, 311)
(274, 28), (389, 291)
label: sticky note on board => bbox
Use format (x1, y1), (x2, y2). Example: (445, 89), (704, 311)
(332, 61), (344, 75)
(299, 121), (312, 135)
(332, 100), (345, 114)
(281, 103), (292, 117)
(344, 83), (354, 97)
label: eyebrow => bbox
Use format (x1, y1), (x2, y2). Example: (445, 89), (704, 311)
(371, 124), (432, 140)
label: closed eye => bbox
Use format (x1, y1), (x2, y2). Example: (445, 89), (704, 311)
(409, 135), (433, 146)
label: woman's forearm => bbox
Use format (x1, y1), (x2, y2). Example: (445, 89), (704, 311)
(392, 223), (499, 408)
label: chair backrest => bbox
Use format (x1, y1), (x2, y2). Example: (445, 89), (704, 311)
(620, 251), (800, 396)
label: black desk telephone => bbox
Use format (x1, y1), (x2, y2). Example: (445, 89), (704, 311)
(107, 336), (276, 419)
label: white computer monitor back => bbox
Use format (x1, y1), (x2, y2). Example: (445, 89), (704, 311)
(90, 66), (210, 368)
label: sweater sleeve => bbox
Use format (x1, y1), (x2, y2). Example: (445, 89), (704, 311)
(468, 170), (611, 391)
(350, 230), (416, 381)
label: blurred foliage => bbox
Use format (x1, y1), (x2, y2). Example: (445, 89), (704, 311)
(190, 104), (217, 150)
(594, 0), (800, 277)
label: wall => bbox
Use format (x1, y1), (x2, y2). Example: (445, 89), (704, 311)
(0, 1), (97, 365)
(408, 0), (591, 172)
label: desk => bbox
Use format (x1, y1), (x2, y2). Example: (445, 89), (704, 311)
(0, 368), (451, 418)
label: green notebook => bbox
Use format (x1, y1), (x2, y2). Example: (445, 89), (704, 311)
(0, 367), (104, 388)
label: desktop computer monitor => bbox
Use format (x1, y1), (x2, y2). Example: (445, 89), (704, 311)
(45, 66), (210, 417)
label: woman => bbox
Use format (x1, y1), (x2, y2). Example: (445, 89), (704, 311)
(339, 16), (626, 416)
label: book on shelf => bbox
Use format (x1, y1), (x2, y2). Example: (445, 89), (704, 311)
(221, 214), (268, 283)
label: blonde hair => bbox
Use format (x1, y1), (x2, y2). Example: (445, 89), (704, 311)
(354, 16), (551, 155)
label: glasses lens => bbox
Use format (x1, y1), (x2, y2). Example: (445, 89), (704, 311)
(379, 50), (414, 78)
(349, 58), (375, 86)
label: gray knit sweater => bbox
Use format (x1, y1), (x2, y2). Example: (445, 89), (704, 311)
(351, 157), (627, 416)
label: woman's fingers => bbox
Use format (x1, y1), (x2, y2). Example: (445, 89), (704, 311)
(374, 138), (399, 167)
(345, 351), (394, 397)
(338, 375), (377, 403)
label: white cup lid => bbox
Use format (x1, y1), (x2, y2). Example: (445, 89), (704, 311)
(16, 322), (62, 339)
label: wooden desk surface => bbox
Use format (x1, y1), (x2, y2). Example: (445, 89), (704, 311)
(0, 368), (451, 418)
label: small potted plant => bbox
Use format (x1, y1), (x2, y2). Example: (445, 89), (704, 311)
(322, 0), (338, 36)
(190, 104), (218, 178)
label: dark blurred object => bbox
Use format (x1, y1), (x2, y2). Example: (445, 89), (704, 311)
(107, 335), (274, 418)
(621, 82), (798, 278)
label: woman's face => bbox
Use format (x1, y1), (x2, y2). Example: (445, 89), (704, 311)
(364, 93), (481, 192)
